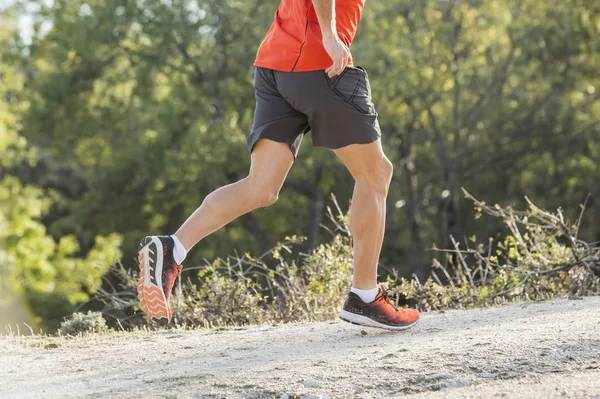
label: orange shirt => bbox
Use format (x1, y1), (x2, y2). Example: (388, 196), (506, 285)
(254, 0), (365, 72)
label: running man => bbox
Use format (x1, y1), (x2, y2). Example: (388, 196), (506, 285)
(137, 0), (420, 331)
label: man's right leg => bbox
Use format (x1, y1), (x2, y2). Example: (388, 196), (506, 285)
(174, 139), (295, 250)
(334, 141), (419, 331)
(277, 67), (420, 331)
(138, 138), (294, 321)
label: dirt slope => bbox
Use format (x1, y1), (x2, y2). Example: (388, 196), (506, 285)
(1, 297), (599, 399)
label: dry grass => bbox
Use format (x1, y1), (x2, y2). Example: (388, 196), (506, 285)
(389, 189), (600, 311)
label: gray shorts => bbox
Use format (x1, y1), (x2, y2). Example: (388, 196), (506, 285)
(247, 66), (381, 157)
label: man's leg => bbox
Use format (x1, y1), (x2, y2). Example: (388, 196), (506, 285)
(334, 140), (419, 331)
(174, 139), (295, 251)
(274, 67), (418, 330)
(332, 139), (393, 290)
(137, 138), (294, 321)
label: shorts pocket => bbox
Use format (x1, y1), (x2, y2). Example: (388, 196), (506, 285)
(324, 67), (375, 115)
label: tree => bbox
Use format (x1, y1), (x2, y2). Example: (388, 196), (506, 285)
(0, 8), (122, 330)
(2, 0), (598, 329)
(356, 0), (600, 276)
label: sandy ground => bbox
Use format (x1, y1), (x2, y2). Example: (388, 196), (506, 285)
(1, 297), (600, 399)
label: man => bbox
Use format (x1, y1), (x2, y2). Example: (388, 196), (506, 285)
(137, 0), (419, 331)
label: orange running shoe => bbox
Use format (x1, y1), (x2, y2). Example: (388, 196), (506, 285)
(137, 236), (183, 322)
(339, 286), (419, 331)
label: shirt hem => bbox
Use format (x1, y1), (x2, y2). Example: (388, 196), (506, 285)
(253, 60), (355, 73)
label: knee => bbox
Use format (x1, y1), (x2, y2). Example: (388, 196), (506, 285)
(381, 157), (394, 188)
(256, 190), (279, 208)
(247, 182), (280, 209)
(359, 156), (394, 194)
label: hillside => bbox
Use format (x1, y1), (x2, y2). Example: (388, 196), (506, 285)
(1, 297), (599, 399)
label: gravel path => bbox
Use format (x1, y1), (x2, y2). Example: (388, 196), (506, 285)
(1, 297), (599, 399)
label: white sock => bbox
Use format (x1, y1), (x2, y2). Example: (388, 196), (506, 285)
(171, 235), (187, 265)
(351, 286), (379, 303)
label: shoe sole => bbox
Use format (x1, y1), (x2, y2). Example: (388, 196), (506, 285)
(339, 310), (418, 331)
(137, 236), (172, 321)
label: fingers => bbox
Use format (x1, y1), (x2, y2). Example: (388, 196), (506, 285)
(327, 50), (350, 78)
(327, 60), (342, 78)
(322, 37), (351, 77)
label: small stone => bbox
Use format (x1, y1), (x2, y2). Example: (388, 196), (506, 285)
(445, 381), (470, 389)
(279, 395), (290, 399)
(360, 330), (368, 336)
(427, 373), (452, 380)
(304, 380), (320, 388)
(301, 395), (326, 399)
(479, 372), (498, 379)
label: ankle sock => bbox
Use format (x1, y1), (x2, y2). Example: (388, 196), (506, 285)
(351, 286), (379, 303)
(171, 235), (187, 265)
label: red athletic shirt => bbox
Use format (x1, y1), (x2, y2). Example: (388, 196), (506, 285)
(254, 0), (365, 72)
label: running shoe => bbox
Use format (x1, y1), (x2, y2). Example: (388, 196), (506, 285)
(339, 286), (419, 331)
(137, 236), (183, 322)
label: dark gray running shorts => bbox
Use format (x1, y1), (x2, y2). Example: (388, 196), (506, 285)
(247, 66), (381, 157)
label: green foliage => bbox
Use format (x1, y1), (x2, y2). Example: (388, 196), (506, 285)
(0, 18), (123, 331)
(357, 0), (600, 274)
(59, 311), (108, 335)
(0, 153), (123, 330)
(6, 0), (599, 269)
(1, 0), (599, 328)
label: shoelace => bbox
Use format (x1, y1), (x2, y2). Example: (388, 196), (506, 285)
(377, 285), (400, 310)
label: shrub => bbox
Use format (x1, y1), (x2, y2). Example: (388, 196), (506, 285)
(170, 232), (353, 327)
(92, 192), (600, 330)
(0, 176), (122, 332)
(388, 190), (600, 311)
(60, 311), (108, 335)
(93, 199), (354, 329)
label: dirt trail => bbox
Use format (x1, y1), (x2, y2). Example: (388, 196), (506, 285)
(1, 297), (600, 399)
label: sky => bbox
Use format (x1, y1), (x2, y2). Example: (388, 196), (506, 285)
(0, 0), (54, 44)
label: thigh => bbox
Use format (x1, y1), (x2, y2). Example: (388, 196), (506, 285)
(278, 67), (381, 150)
(247, 68), (310, 158)
(333, 139), (390, 183)
(249, 138), (295, 191)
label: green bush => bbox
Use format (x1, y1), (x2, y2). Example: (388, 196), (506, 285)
(0, 118), (122, 331)
(59, 311), (108, 335)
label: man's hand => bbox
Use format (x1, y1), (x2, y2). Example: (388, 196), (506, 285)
(323, 35), (350, 78)
(312, 0), (349, 78)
